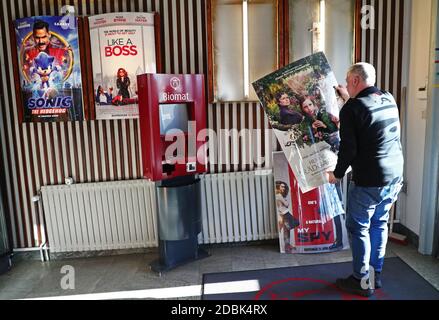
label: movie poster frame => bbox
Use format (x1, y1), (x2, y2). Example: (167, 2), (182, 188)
(83, 12), (162, 120)
(9, 16), (89, 123)
(9, 12), (162, 123)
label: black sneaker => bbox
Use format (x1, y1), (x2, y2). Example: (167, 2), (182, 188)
(336, 275), (375, 297)
(374, 272), (382, 289)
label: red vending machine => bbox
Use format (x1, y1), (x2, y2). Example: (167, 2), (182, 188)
(137, 73), (208, 273)
(137, 73), (207, 181)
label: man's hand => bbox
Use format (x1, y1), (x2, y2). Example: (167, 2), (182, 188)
(326, 171), (339, 184)
(335, 85), (350, 102)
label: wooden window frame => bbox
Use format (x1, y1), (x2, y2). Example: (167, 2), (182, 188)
(206, 0), (289, 104)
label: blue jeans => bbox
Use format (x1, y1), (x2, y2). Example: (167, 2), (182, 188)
(346, 179), (403, 279)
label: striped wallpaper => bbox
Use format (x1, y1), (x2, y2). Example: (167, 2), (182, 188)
(0, 0), (274, 249)
(0, 0), (407, 249)
(357, 0), (407, 107)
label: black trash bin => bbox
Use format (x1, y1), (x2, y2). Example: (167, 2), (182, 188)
(150, 175), (209, 273)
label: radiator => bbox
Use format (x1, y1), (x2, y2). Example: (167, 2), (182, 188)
(199, 171), (278, 244)
(41, 172), (277, 253)
(41, 180), (158, 253)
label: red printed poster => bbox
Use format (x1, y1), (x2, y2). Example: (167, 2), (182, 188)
(273, 151), (349, 254)
(88, 12), (157, 119)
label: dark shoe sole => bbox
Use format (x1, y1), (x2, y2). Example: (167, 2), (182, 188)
(336, 279), (375, 297)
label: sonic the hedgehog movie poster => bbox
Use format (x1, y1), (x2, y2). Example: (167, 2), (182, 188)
(14, 16), (84, 122)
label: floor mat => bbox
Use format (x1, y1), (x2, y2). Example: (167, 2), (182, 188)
(202, 257), (439, 300)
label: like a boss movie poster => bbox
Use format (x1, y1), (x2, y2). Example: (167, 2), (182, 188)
(14, 16), (84, 122)
(88, 12), (157, 120)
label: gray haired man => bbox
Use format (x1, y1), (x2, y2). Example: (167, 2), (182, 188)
(327, 62), (404, 297)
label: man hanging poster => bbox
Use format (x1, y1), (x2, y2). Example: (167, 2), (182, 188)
(253, 52), (345, 193)
(273, 151), (349, 254)
(88, 12), (157, 120)
(13, 16), (84, 122)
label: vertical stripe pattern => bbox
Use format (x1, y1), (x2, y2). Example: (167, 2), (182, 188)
(0, 0), (407, 249)
(0, 0), (274, 249)
(359, 0), (406, 107)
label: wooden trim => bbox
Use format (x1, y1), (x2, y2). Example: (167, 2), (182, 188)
(82, 17), (95, 120)
(278, 0), (290, 68)
(283, 0), (289, 66)
(206, 0), (214, 103)
(77, 17), (92, 121)
(154, 12), (163, 73)
(9, 20), (24, 124)
(278, 0), (284, 67)
(354, 0), (363, 63)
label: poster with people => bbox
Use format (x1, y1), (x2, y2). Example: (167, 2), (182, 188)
(88, 12), (157, 120)
(253, 52), (345, 193)
(13, 16), (84, 122)
(273, 151), (349, 254)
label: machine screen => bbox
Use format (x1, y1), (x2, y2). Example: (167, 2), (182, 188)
(159, 103), (189, 135)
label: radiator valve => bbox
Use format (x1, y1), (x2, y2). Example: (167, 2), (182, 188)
(65, 177), (74, 186)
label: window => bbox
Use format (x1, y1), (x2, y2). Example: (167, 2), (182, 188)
(208, 0), (280, 102)
(207, 0), (354, 102)
(289, 0), (354, 82)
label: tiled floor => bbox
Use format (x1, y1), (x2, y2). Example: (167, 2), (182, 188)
(0, 241), (437, 300)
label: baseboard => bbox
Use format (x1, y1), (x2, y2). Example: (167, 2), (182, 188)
(392, 223), (419, 248)
(48, 247), (159, 260)
(11, 247), (158, 261)
(10, 240), (281, 261)
(200, 239), (279, 250)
